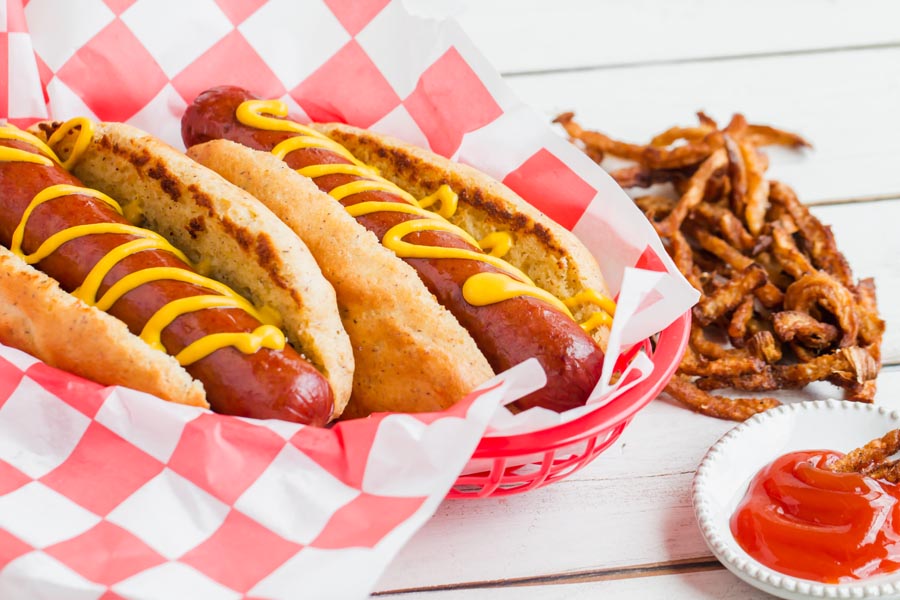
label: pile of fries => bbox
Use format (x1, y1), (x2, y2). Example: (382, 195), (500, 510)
(556, 112), (884, 421)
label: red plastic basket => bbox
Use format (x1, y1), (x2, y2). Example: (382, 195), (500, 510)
(449, 309), (691, 498)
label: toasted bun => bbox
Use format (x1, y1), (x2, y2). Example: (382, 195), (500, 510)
(187, 139), (495, 417)
(33, 122), (354, 417)
(313, 123), (611, 350)
(0, 246), (207, 408)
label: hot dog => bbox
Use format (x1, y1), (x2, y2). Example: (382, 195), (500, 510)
(2, 118), (353, 425)
(182, 86), (615, 416)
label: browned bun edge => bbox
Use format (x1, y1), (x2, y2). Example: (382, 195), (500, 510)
(186, 139), (495, 418)
(31, 121), (355, 418)
(313, 123), (611, 351)
(0, 246), (208, 408)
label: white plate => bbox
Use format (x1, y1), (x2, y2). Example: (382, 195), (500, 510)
(693, 399), (900, 600)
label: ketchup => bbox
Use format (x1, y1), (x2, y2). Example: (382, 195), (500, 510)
(731, 450), (900, 583)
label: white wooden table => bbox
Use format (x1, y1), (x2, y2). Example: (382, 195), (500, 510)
(373, 2), (900, 598)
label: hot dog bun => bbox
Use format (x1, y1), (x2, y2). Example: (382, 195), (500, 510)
(181, 85), (617, 417)
(187, 131), (613, 418)
(314, 123), (612, 351)
(21, 121), (353, 419)
(0, 245), (207, 407)
(187, 139), (494, 417)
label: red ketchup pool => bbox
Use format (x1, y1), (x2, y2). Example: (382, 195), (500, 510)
(730, 450), (900, 583)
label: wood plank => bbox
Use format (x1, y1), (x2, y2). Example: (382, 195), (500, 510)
(377, 568), (764, 599)
(377, 557), (721, 593)
(377, 469), (703, 591)
(456, 0), (900, 75)
(371, 185), (898, 594)
(374, 367), (900, 593)
(504, 47), (900, 204)
(375, 204), (898, 592)
(377, 9), (900, 597)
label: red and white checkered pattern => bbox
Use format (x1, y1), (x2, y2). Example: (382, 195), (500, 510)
(1, 1), (699, 597)
(3, 0), (695, 322)
(0, 343), (507, 599)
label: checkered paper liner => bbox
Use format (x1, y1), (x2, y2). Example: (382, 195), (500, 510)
(1, 0), (699, 597)
(0, 342), (518, 600)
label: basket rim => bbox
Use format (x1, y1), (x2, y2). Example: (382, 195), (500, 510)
(469, 309), (691, 458)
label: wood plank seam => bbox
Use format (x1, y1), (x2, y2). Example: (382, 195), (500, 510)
(374, 558), (723, 596)
(806, 193), (900, 208)
(501, 41), (900, 77)
(555, 469), (696, 483)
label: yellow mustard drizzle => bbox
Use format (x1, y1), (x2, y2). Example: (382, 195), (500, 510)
(477, 231), (513, 258)
(0, 126), (60, 166)
(46, 117), (94, 171)
(564, 290), (616, 330)
(416, 184), (458, 219)
(237, 99), (616, 332)
(0, 121), (285, 365)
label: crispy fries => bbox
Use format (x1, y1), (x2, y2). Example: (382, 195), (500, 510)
(771, 221), (816, 279)
(862, 459), (900, 483)
(748, 331), (782, 364)
(770, 182), (854, 287)
(679, 346), (763, 377)
(656, 149), (727, 237)
(784, 272), (859, 347)
(855, 278), (885, 346)
(773, 311), (839, 349)
(693, 264), (767, 326)
(693, 202), (754, 250)
(558, 111), (883, 421)
(669, 230), (702, 291)
(723, 135), (747, 221)
(826, 428), (900, 483)
(728, 297), (755, 347)
(556, 112), (725, 170)
(831, 429), (900, 473)
(610, 165), (691, 189)
(745, 124), (811, 149)
(739, 141), (770, 236)
(664, 375), (780, 422)
(693, 346), (876, 393)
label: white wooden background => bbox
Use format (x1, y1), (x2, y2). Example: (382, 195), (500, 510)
(373, 1), (900, 598)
